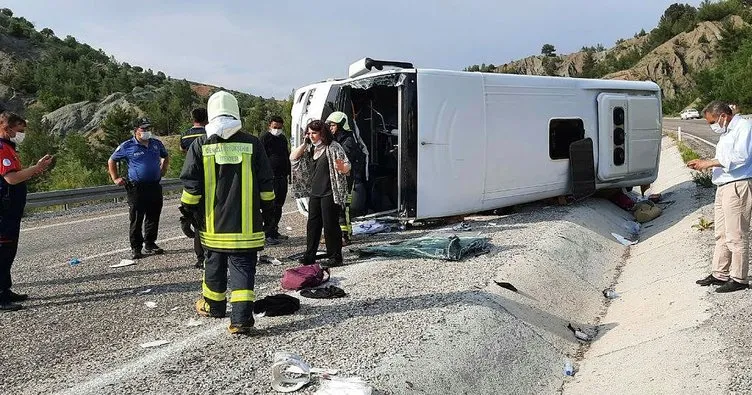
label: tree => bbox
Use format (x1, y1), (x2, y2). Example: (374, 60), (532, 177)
(99, 105), (137, 153)
(0, 8), (13, 17)
(541, 44), (557, 57)
(40, 28), (55, 39)
(542, 57), (560, 76)
(580, 51), (598, 78)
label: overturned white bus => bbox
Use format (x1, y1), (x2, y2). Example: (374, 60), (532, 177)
(290, 58), (662, 221)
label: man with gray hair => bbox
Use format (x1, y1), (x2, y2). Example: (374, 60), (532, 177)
(689, 100), (752, 293)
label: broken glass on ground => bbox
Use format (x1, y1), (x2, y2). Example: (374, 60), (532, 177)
(352, 235), (492, 261)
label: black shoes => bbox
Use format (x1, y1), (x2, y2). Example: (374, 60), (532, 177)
(7, 291), (28, 302)
(144, 243), (164, 255)
(716, 280), (748, 293)
(696, 275), (726, 286)
(0, 301), (22, 312)
(0, 290), (26, 311)
(131, 249), (145, 260)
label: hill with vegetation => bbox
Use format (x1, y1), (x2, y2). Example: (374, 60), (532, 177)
(0, 7), (291, 192)
(465, 0), (752, 115)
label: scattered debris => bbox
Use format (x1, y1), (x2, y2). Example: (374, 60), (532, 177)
(451, 222), (473, 232)
(68, 258), (81, 267)
(315, 376), (373, 395)
(611, 233), (637, 246)
(254, 294), (301, 316)
(185, 318), (203, 327)
(300, 286), (347, 299)
(170, 306), (180, 311)
(110, 259), (136, 268)
(271, 352), (338, 393)
(564, 358), (575, 376)
(286, 226), (293, 231)
(633, 200), (662, 223)
(567, 323), (593, 342)
(144, 302), (157, 309)
(352, 235), (492, 261)
(602, 289), (620, 299)
(261, 255), (284, 266)
(494, 281), (519, 293)
(136, 288), (153, 295)
(352, 220), (392, 236)
(140, 340), (170, 348)
(623, 221), (640, 236)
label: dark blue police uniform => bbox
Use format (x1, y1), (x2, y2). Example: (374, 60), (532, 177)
(110, 137), (168, 252)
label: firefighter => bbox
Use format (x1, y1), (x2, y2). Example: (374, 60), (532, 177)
(325, 111), (364, 246)
(179, 91), (275, 335)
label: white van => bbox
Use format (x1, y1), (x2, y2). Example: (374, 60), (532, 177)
(291, 58), (662, 221)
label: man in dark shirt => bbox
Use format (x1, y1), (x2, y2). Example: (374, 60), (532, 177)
(108, 117), (170, 260)
(180, 108), (207, 268)
(259, 116), (291, 244)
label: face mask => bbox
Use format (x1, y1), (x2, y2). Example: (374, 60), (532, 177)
(270, 128), (282, 136)
(11, 132), (25, 144)
(140, 131), (153, 140)
(710, 116), (727, 134)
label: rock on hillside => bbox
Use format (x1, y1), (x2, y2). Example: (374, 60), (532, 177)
(41, 93), (141, 137)
(604, 16), (745, 98)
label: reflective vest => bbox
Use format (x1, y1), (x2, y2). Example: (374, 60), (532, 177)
(180, 131), (275, 252)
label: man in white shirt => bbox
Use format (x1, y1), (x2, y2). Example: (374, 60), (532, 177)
(688, 100), (752, 293)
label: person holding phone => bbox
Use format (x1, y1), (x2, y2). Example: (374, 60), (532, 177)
(290, 119), (351, 268)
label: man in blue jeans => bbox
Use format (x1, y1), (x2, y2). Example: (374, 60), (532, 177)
(108, 117), (170, 259)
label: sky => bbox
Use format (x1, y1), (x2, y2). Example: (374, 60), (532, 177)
(4, 0), (702, 99)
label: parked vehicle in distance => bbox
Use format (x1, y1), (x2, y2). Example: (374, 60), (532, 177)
(680, 108), (701, 120)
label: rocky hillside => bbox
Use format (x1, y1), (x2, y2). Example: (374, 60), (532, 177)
(495, 16), (745, 100)
(0, 8), (284, 137)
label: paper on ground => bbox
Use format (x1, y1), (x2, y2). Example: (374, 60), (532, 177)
(611, 233), (637, 246)
(144, 301), (157, 308)
(110, 259), (136, 268)
(140, 340), (170, 348)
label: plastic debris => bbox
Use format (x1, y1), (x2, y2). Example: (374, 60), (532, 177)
(564, 359), (574, 376)
(494, 281), (518, 293)
(185, 318), (203, 327)
(271, 352), (339, 393)
(623, 221), (640, 235)
(602, 289), (620, 299)
(315, 376), (373, 395)
(136, 288), (153, 295)
(140, 340), (170, 348)
(68, 258), (81, 267)
(144, 301), (157, 309)
(353, 235), (492, 261)
(611, 233), (637, 246)
(451, 222), (473, 232)
(567, 323), (593, 342)
(110, 259), (136, 268)
(352, 220), (392, 236)
(170, 306), (180, 311)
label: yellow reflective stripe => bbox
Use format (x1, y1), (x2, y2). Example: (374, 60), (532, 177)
(200, 231), (266, 242)
(182, 134), (204, 139)
(199, 237), (265, 250)
(203, 155), (216, 234)
(260, 191), (275, 201)
(181, 190), (201, 205)
(242, 153), (252, 235)
(230, 289), (255, 303)
(202, 281), (226, 302)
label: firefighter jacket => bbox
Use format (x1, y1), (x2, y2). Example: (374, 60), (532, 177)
(180, 131), (275, 252)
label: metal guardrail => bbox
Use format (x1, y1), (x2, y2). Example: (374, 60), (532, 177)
(26, 178), (183, 209)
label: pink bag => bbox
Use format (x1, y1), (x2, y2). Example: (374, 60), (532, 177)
(281, 264), (330, 290)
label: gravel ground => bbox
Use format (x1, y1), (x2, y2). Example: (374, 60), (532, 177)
(2, 184), (657, 394)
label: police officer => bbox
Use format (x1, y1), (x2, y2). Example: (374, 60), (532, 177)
(259, 115), (291, 245)
(0, 112), (53, 311)
(180, 91), (275, 335)
(180, 108), (208, 268)
(325, 111), (364, 246)
(108, 117), (170, 260)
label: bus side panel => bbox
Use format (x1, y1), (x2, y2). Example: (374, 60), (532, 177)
(415, 71), (485, 219)
(627, 96), (662, 174)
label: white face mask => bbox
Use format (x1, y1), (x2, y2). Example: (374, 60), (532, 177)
(711, 115), (728, 134)
(270, 128), (282, 136)
(11, 132), (25, 144)
(139, 131), (153, 140)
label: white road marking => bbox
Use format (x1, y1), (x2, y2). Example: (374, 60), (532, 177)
(21, 212), (129, 232)
(54, 322), (228, 395)
(681, 132), (717, 148)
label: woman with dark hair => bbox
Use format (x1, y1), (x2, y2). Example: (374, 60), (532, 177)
(290, 119), (351, 268)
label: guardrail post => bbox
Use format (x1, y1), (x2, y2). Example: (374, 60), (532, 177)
(677, 126), (682, 142)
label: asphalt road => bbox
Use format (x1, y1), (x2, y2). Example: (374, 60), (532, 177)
(663, 117), (717, 146)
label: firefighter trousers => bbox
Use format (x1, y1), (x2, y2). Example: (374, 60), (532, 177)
(202, 250), (257, 325)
